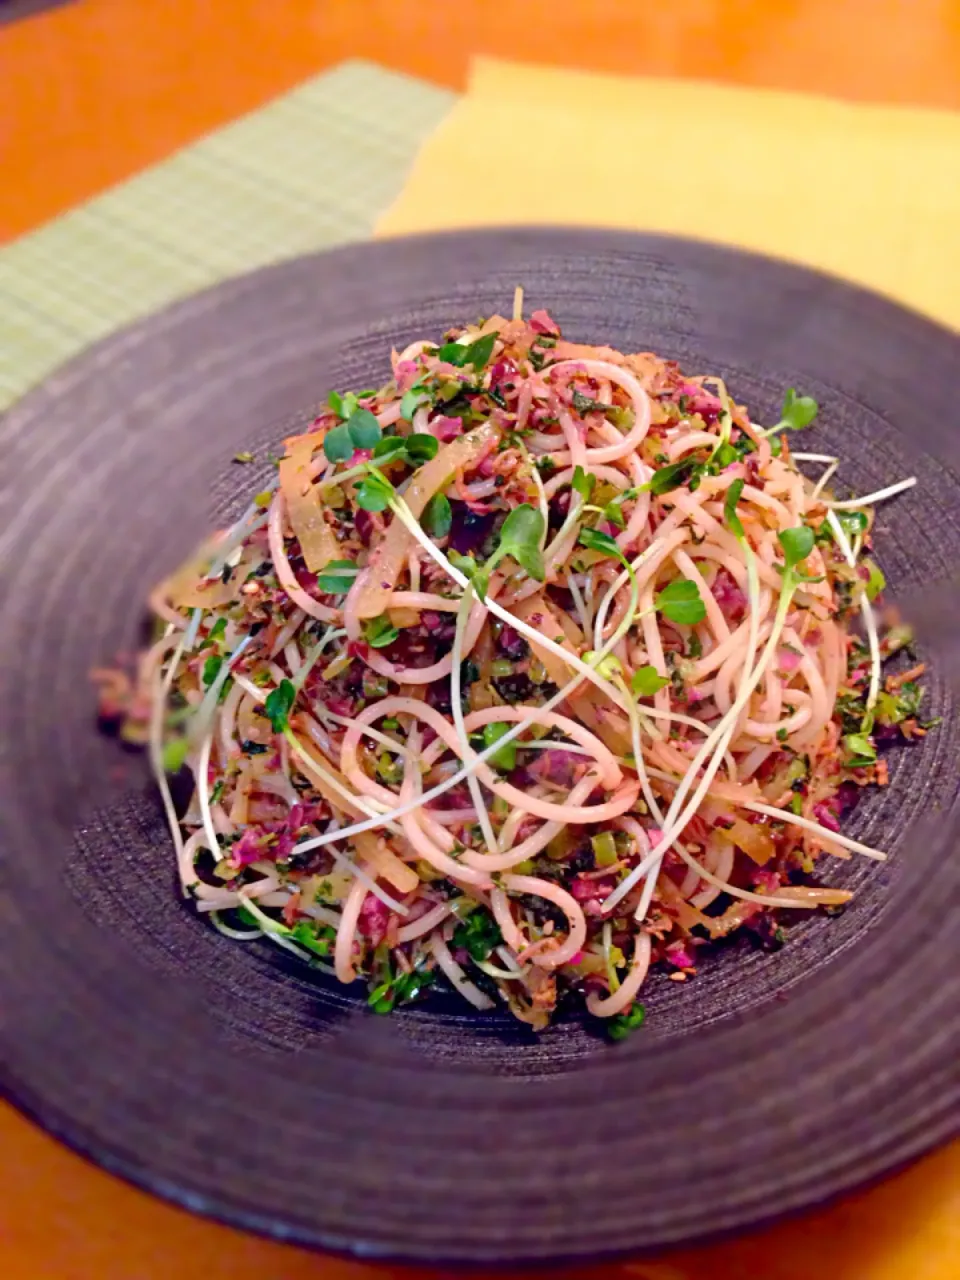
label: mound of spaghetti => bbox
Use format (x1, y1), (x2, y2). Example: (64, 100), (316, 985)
(103, 297), (931, 1033)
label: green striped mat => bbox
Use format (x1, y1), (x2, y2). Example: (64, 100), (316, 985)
(0, 60), (455, 409)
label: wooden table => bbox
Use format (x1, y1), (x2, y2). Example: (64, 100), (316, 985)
(4, 0), (960, 244)
(2, 3), (958, 1278)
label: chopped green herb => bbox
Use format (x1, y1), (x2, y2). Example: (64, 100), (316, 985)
(291, 920), (336, 957)
(264, 679), (296, 734)
(437, 331), (498, 370)
(451, 908), (502, 962)
(607, 1001), (646, 1040)
(482, 722), (517, 772)
(631, 665), (669, 697)
(842, 732), (877, 767)
(376, 751), (403, 785)
(714, 441), (738, 468)
(864, 560), (886, 602)
(875, 682), (921, 726)
(364, 615), (399, 648)
(591, 831), (618, 867)
(202, 654), (224, 688)
(232, 451), (254, 464)
(572, 389), (611, 416)
(644, 456), (699, 495)
(571, 464), (596, 503)
(161, 737), (189, 773)
(367, 965), (436, 1013)
(207, 617), (227, 645)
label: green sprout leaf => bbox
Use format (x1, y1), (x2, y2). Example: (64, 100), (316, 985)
(437, 331), (498, 370)
(496, 504), (545, 581)
(603, 500), (626, 529)
(422, 492), (452, 538)
(655, 578), (707, 626)
(316, 559), (359, 594)
(778, 525), (815, 571)
(583, 649), (622, 680)
(400, 386), (427, 421)
(571, 464), (596, 503)
(364, 615), (399, 649)
(578, 527), (620, 558)
(264, 679), (296, 734)
(372, 435), (408, 464)
(345, 408), (382, 450)
(837, 510), (869, 539)
(322, 422), (354, 463)
(449, 551), (478, 580)
(724, 477), (745, 539)
(232, 451), (254, 464)
(714, 441), (738, 468)
(482, 722), (517, 772)
(355, 470), (394, 512)
(777, 388), (819, 433)
(405, 433), (439, 464)
(631, 665), (670, 697)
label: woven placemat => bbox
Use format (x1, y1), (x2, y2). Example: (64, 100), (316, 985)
(0, 59), (455, 409)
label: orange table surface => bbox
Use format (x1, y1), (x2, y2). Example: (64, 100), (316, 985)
(4, 0), (960, 244)
(3, 3), (959, 1279)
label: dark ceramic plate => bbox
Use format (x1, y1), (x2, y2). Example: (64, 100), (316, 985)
(0, 229), (957, 1266)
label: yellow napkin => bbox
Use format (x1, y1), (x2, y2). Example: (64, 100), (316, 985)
(377, 57), (960, 1280)
(379, 57), (960, 331)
